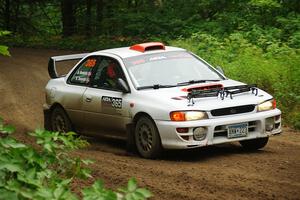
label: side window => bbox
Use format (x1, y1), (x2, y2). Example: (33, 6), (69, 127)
(69, 57), (98, 85)
(91, 57), (126, 91)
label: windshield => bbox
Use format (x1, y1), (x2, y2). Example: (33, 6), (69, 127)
(123, 51), (224, 89)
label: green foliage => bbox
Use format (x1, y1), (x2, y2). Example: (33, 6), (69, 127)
(0, 31), (10, 56)
(1, 34), (136, 51)
(290, 112), (300, 130)
(82, 180), (118, 200)
(249, 0), (281, 8)
(82, 178), (152, 200)
(0, 121), (89, 199)
(0, 45), (10, 56)
(1, 1), (298, 41)
(0, 118), (152, 200)
(119, 178), (152, 200)
(0, 117), (15, 134)
(0, 31), (10, 37)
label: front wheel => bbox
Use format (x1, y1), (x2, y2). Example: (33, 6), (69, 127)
(239, 137), (269, 150)
(50, 106), (73, 133)
(135, 116), (162, 159)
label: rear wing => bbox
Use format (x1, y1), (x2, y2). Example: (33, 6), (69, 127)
(48, 53), (89, 79)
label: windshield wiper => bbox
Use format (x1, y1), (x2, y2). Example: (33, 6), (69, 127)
(137, 80), (221, 90)
(177, 79), (221, 86)
(137, 84), (177, 90)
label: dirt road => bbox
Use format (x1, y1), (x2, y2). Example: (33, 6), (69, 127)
(0, 48), (299, 200)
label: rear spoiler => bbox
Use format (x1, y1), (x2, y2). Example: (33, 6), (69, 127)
(48, 53), (89, 79)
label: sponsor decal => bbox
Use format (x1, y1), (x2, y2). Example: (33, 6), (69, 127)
(74, 76), (89, 82)
(132, 59), (145, 65)
(149, 56), (167, 61)
(74, 70), (92, 83)
(169, 53), (193, 59)
(101, 96), (122, 109)
(77, 70), (92, 76)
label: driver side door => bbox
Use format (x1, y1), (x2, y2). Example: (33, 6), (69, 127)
(80, 56), (131, 138)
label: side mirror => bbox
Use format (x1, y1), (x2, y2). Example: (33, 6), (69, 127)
(216, 66), (225, 75)
(117, 78), (130, 93)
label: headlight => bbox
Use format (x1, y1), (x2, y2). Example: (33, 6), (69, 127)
(257, 99), (276, 112)
(170, 111), (207, 121)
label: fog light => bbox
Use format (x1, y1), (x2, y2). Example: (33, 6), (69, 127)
(265, 117), (275, 132)
(193, 127), (207, 141)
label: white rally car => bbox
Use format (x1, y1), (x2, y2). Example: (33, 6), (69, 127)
(44, 42), (281, 158)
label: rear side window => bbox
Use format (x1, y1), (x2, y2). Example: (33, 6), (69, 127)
(69, 57), (98, 85)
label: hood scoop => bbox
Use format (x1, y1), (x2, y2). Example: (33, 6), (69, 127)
(182, 83), (223, 92)
(186, 84), (258, 106)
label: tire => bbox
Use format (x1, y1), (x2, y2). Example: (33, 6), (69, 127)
(44, 109), (52, 131)
(126, 124), (137, 153)
(239, 137), (269, 150)
(50, 106), (73, 133)
(135, 116), (162, 159)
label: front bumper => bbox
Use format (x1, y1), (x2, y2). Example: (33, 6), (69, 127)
(155, 108), (281, 149)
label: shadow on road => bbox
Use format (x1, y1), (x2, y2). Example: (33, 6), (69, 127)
(81, 135), (273, 162)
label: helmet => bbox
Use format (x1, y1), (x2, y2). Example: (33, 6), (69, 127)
(107, 62), (116, 79)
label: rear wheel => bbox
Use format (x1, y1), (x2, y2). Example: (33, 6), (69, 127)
(135, 116), (162, 159)
(50, 106), (73, 133)
(239, 137), (269, 150)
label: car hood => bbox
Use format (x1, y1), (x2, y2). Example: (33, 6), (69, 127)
(135, 79), (273, 111)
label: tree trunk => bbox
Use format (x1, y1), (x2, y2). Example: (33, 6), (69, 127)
(13, 0), (20, 32)
(61, 0), (76, 37)
(85, 0), (92, 36)
(96, 0), (104, 34)
(4, 0), (10, 30)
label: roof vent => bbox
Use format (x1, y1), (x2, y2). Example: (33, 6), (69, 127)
(130, 42), (165, 53)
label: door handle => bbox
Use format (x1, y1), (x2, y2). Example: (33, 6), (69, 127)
(85, 96), (92, 102)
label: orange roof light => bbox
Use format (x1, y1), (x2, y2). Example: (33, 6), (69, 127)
(130, 42), (165, 53)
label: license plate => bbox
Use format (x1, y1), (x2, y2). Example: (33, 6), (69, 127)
(227, 123), (248, 138)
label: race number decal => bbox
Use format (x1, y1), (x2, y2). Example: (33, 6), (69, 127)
(102, 96), (122, 109)
(85, 59), (97, 68)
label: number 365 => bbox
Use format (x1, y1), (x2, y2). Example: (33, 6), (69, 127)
(112, 98), (122, 108)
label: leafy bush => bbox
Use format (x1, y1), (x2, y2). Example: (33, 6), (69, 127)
(1, 34), (135, 51)
(0, 117), (152, 200)
(0, 31), (10, 56)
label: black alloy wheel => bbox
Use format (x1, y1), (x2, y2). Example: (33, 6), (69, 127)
(135, 116), (162, 159)
(50, 106), (73, 133)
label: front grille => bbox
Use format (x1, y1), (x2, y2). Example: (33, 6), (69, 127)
(211, 105), (255, 116)
(214, 121), (257, 138)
